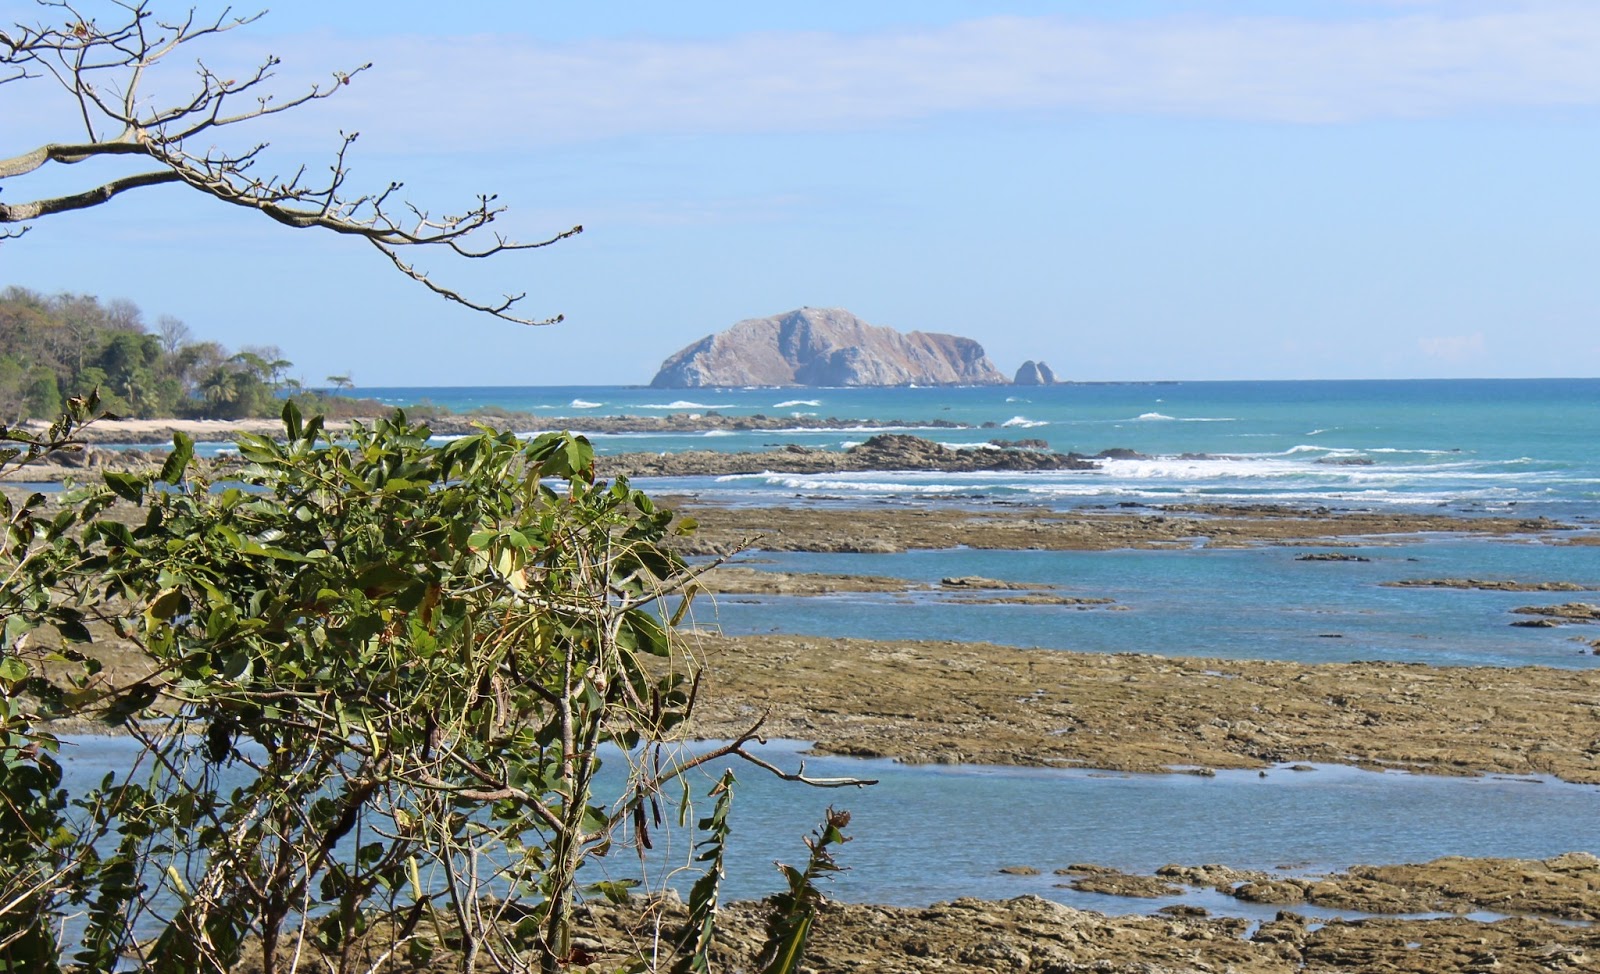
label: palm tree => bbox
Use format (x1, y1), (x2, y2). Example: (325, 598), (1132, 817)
(201, 368), (238, 408)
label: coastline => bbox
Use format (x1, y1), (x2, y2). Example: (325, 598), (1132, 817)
(12, 411), (1600, 971)
(9, 411), (979, 446)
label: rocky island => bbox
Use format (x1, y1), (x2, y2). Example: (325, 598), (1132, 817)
(650, 306), (1010, 387)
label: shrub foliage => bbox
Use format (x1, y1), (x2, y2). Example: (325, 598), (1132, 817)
(0, 405), (834, 973)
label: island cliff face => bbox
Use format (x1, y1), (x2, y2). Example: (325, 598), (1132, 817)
(650, 308), (1008, 388)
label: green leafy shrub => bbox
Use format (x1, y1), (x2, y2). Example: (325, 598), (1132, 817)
(2, 405), (858, 973)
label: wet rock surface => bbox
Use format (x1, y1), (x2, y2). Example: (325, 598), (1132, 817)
(1151, 853), (1600, 920)
(1385, 578), (1600, 592)
(686, 633), (1600, 783)
(1512, 603), (1600, 625)
(562, 885), (1600, 973)
(603, 434), (1102, 478)
(665, 501), (1581, 556)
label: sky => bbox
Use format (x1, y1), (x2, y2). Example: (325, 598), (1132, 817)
(3, 0), (1599, 386)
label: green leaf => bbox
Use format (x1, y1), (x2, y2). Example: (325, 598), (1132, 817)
(353, 564), (414, 597)
(51, 608), (93, 643)
(282, 399), (304, 442)
(238, 541), (314, 563)
(145, 587), (188, 623)
(88, 519), (137, 549)
(584, 879), (640, 905)
(101, 470), (146, 503)
(158, 432), (194, 485)
(0, 655), (28, 683)
(621, 611), (670, 657)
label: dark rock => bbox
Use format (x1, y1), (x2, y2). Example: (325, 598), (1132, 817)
(1296, 553), (1371, 562)
(599, 435), (1101, 479)
(650, 307), (1007, 388)
(1383, 578), (1598, 592)
(940, 576), (1046, 590)
(1511, 602), (1600, 625)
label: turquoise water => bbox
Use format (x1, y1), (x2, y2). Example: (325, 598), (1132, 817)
(345, 379), (1600, 519)
(345, 379), (1600, 668)
(707, 540), (1600, 669)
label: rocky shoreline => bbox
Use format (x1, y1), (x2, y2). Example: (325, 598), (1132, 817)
(13, 420), (1600, 972)
(683, 633), (1600, 783)
(565, 854), (1600, 974)
(6, 427), (1108, 482)
(666, 499), (1584, 555)
(11, 412), (980, 446)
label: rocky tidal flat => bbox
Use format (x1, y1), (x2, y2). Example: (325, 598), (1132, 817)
(561, 855), (1600, 974)
(665, 499), (1581, 555)
(682, 633), (1600, 782)
(12, 417), (1600, 972)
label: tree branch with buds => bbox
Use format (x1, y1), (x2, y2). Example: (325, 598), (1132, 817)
(0, 0), (579, 325)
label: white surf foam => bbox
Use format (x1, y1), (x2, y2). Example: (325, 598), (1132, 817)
(639, 401), (733, 410)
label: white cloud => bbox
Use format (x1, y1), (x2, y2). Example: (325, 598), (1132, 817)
(11, 1), (1600, 152)
(248, 1), (1600, 149)
(1417, 333), (1487, 362)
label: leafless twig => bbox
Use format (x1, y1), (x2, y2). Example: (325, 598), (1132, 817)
(0, 0), (577, 325)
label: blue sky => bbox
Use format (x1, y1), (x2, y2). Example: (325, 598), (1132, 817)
(4, 0), (1598, 385)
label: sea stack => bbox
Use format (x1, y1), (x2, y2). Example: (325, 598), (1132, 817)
(1013, 360), (1059, 386)
(650, 307), (1008, 388)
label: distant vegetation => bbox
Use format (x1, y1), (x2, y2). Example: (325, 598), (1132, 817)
(0, 286), (371, 422)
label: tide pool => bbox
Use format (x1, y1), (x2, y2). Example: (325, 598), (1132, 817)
(54, 737), (1600, 915)
(702, 539), (1600, 669)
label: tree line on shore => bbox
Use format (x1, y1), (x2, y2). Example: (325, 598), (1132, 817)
(0, 286), (365, 423)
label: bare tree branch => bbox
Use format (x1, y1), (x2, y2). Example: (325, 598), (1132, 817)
(0, 167), (180, 220)
(1, 0), (577, 325)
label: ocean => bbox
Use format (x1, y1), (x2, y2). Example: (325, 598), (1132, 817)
(356, 378), (1600, 521)
(349, 378), (1600, 671)
(57, 378), (1600, 914)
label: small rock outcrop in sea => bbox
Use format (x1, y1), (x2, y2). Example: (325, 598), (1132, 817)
(649, 307), (1008, 388)
(598, 434), (1100, 478)
(1013, 360), (1059, 385)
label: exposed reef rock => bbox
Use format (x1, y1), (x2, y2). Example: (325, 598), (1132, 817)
(566, 886), (1600, 974)
(649, 307), (1007, 388)
(600, 434), (1100, 478)
(1013, 359), (1059, 385)
(1384, 578), (1599, 592)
